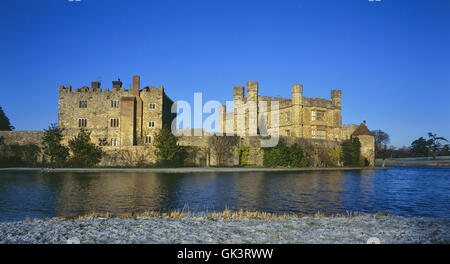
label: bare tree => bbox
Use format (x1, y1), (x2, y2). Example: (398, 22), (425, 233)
(208, 135), (239, 166)
(427, 132), (448, 160)
(379, 145), (392, 167)
(371, 130), (390, 157)
(119, 149), (152, 167)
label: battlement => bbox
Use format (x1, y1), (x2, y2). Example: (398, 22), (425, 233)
(142, 85), (164, 93)
(233, 86), (245, 99)
(246, 81), (258, 88)
(292, 84), (303, 94)
(58, 79), (164, 95)
(331, 89), (342, 98)
(303, 97), (334, 108)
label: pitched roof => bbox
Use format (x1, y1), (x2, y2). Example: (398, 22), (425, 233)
(351, 121), (373, 136)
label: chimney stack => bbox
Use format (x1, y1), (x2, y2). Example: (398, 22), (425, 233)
(91, 81), (101, 91)
(133, 75), (140, 96)
(112, 78), (122, 90)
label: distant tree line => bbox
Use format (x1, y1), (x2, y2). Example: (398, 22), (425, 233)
(371, 129), (449, 160)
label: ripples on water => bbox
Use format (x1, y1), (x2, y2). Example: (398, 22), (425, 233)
(0, 166), (448, 221)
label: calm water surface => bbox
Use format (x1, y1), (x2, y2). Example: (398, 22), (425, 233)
(0, 166), (449, 221)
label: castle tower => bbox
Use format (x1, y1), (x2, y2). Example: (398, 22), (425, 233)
(246, 81), (258, 136)
(331, 89), (342, 140)
(351, 121), (375, 166)
(246, 81), (258, 102)
(233, 86), (244, 135)
(292, 84), (303, 137)
(233, 86), (244, 101)
(218, 105), (226, 135)
(331, 90), (342, 108)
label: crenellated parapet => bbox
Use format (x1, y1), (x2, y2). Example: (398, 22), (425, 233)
(58, 80), (165, 96)
(302, 97), (335, 108)
(331, 89), (342, 107)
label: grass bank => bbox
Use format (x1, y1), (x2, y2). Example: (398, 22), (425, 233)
(23, 209), (389, 223)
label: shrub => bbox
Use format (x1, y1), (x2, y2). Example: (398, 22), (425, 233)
(263, 140), (288, 167)
(288, 143), (307, 167)
(21, 144), (41, 166)
(0, 144), (40, 167)
(263, 140), (307, 168)
(41, 123), (69, 167)
(342, 137), (364, 167)
(328, 146), (343, 167)
(318, 149), (334, 167)
(238, 146), (249, 166)
(154, 126), (186, 167)
(68, 129), (103, 167)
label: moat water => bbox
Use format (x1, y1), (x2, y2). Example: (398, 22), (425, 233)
(0, 166), (449, 221)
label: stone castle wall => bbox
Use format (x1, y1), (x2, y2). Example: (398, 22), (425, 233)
(0, 130), (371, 167)
(341, 124), (358, 141)
(0, 131), (44, 146)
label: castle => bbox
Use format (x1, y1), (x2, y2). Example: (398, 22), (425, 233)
(58, 76), (175, 147)
(53, 75), (374, 166)
(219, 82), (344, 140)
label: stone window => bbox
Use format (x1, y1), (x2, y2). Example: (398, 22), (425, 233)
(110, 118), (120, 128)
(111, 100), (119, 108)
(148, 121), (155, 127)
(145, 135), (152, 144)
(286, 112), (291, 122)
(149, 103), (156, 109)
(312, 130), (326, 139)
(79, 101), (87, 108)
(312, 110), (325, 121)
(78, 119), (87, 128)
(111, 138), (118, 147)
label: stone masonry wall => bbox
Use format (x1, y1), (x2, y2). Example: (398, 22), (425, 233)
(0, 131), (44, 146)
(355, 135), (375, 166)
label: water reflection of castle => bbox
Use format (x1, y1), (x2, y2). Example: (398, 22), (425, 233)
(51, 170), (376, 217)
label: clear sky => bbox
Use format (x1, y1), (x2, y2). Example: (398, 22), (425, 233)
(0, 0), (449, 147)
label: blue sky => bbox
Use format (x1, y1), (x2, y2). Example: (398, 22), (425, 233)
(0, 0), (449, 147)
